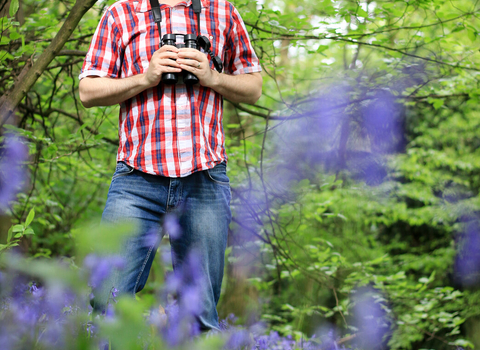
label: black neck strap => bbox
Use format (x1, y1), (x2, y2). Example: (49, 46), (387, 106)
(192, 0), (202, 34)
(150, 0), (163, 40)
(149, 0), (203, 47)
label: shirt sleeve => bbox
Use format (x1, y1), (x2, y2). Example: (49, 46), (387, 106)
(224, 6), (262, 75)
(79, 8), (123, 80)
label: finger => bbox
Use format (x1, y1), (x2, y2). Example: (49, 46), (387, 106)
(162, 66), (182, 72)
(159, 59), (181, 68)
(157, 51), (180, 60)
(156, 45), (179, 54)
(179, 62), (201, 72)
(177, 50), (203, 60)
(178, 48), (198, 55)
(176, 58), (200, 67)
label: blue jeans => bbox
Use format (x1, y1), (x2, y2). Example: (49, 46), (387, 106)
(94, 161), (231, 331)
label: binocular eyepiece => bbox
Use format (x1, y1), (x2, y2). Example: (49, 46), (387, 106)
(162, 34), (199, 85)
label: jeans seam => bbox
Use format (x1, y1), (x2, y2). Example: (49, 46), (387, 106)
(133, 245), (155, 294)
(166, 178), (172, 210)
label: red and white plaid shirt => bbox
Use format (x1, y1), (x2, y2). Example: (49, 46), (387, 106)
(80, 0), (261, 177)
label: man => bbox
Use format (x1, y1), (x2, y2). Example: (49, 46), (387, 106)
(78, 0), (262, 331)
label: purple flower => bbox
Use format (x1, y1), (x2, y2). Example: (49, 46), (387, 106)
(148, 305), (168, 329)
(161, 298), (200, 346)
(181, 285), (202, 315)
(225, 328), (252, 349)
(143, 227), (160, 247)
(164, 214), (182, 239)
(220, 313), (238, 330)
(269, 85), (405, 188)
(352, 286), (389, 349)
(313, 326), (341, 350)
(28, 282), (42, 297)
(105, 303), (115, 319)
(0, 133), (28, 210)
(158, 251), (207, 345)
(85, 322), (97, 337)
(83, 254), (125, 289)
(455, 218), (480, 287)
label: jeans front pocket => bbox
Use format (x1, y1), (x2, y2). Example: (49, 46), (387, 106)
(206, 162), (230, 187)
(112, 161), (135, 180)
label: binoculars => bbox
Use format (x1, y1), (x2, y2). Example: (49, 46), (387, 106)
(160, 33), (223, 85)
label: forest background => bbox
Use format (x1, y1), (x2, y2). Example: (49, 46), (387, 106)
(1, 0), (480, 349)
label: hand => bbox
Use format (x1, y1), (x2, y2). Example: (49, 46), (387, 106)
(143, 45), (181, 88)
(177, 48), (218, 87)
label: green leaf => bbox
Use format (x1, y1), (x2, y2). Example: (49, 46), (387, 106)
(453, 339), (474, 349)
(467, 29), (477, 42)
(317, 45), (329, 53)
(427, 98), (444, 110)
(356, 8), (368, 17)
(7, 227), (13, 243)
(25, 208), (35, 227)
(9, 0), (19, 17)
(24, 228), (35, 235)
(12, 224), (24, 233)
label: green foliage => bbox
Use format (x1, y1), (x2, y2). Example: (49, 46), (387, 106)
(0, 208), (35, 253)
(2, 0), (480, 348)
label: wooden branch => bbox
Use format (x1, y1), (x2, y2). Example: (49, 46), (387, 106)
(406, 93), (469, 100)
(0, 0), (98, 127)
(0, 57), (32, 119)
(245, 21), (480, 72)
(229, 102), (286, 120)
(57, 50), (87, 57)
(47, 59), (84, 71)
(19, 103), (118, 146)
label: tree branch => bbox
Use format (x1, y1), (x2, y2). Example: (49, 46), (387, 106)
(19, 103), (118, 145)
(57, 50), (87, 57)
(246, 23), (480, 72)
(0, 0), (98, 126)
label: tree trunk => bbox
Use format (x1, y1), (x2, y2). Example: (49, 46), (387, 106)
(0, 0), (97, 126)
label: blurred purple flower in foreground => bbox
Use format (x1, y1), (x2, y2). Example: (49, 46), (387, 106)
(151, 251), (204, 346)
(164, 213), (182, 239)
(272, 86), (405, 187)
(455, 218), (480, 287)
(83, 254), (125, 289)
(352, 286), (389, 349)
(0, 274), (85, 350)
(0, 133), (28, 210)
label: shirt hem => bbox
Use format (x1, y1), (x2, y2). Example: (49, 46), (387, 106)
(118, 157), (228, 178)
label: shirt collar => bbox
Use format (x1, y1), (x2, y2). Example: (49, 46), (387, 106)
(135, 0), (207, 13)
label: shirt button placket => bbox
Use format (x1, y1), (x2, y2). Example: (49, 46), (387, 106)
(176, 89), (192, 175)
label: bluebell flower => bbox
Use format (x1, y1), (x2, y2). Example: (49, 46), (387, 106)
(164, 213), (182, 239)
(83, 254), (125, 289)
(455, 218), (480, 287)
(352, 286), (389, 349)
(0, 133), (28, 210)
(143, 227), (160, 247)
(224, 328), (252, 349)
